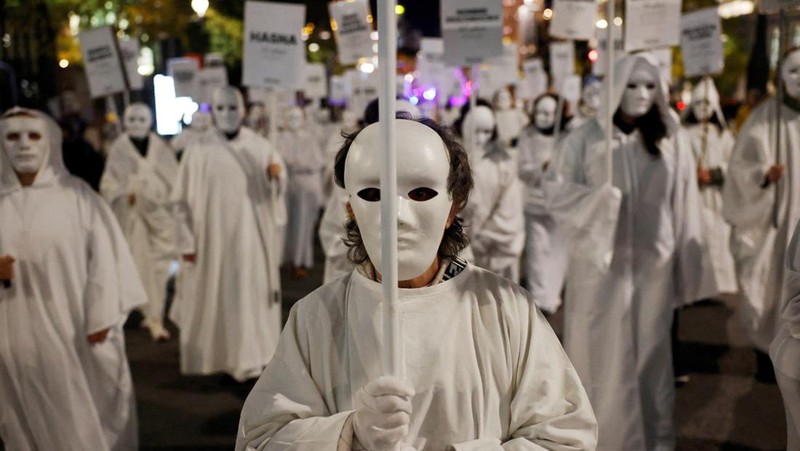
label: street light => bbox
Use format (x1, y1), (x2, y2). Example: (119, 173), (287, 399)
(191, 0), (209, 18)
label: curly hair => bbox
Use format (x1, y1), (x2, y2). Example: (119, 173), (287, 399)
(333, 117), (473, 266)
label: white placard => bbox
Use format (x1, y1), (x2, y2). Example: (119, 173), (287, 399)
(78, 27), (127, 98)
(518, 4), (537, 45)
(118, 39), (143, 91)
(329, 75), (348, 103)
(167, 57), (200, 99)
(680, 8), (724, 77)
(304, 63), (328, 99)
(518, 58), (548, 100)
(205, 52), (225, 66)
(487, 43), (520, 88)
(561, 74), (582, 102)
(196, 66), (229, 104)
(242, 1), (306, 88)
(248, 86), (271, 104)
(441, 0), (504, 66)
(592, 24), (624, 76)
(550, 0), (599, 41)
(418, 38), (447, 88)
(348, 70), (378, 112)
(550, 41), (575, 91)
(624, 0), (681, 52)
(329, 0), (374, 65)
(758, 0), (800, 13)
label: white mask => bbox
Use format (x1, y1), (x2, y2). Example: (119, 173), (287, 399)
(782, 50), (800, 100)
(212, 87), (245, 134)
(123, 103), (152, 139)
(286, 107), (305, 132)
(467, 106), (495, 149)
(495, 89), (512, 111)
(344, 120), (453, 281)
(620, 63), (658, 118)
(582, 80), (602, 112)
(534, 96), (558, 130)
(2, 116), (49, 174)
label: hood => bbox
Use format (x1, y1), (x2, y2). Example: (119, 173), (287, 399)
(1, 107), (68, 194)
(601, 52), (678, 136)
(689, 76), (728, 129)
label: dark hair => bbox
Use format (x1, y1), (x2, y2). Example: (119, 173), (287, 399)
(613, 105), (667, 158)
(333, 117), (473, 266)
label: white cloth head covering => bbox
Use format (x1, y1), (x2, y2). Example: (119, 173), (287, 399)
(690, 76), (728, 129)
(601, 52), (678, 136)
(0, 107), (67, 194)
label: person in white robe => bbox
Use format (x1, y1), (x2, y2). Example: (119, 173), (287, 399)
(101, 103), (178, 341)
(723, 49), (800, 378)
(278, 106), (326, 277)
(550, 53), (717, 450)
(460, 105), (525, 282)
(171, 86), (287, 382)
(172, 110), (212, 160)
(569, 78), (602, 130)
(684, 78), (738, 296)
(771, 219), (800, 450)
(323, 109), (360, 201)
(493, 87), (529, 150)
(236, 118), (598, 450)
(0, 107), (146, 450)
(517, 93), (569, 313)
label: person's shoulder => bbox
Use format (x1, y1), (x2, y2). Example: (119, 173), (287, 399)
(290, 273), (352, 323)
(464, 265), (533, 307)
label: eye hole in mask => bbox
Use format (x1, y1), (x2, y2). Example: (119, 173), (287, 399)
(408, 187), (438, 202)
(357, 187), (381, 202)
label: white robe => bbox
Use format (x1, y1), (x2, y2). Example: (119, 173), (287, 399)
(171, 127), (206, 156)
(517, 127), (567, 313)
(100, 133), (178, 323)
(495, 108), (529, 148)
(0, 109), (146, 450)
(236, 264), (598, 450)
(278, 130), (325, 268)
(723, 97), (800, 352)
(171, 126), (286, 381)
(318, 186), (356, 283)
(463, 142), (525, 281)
(771, 220), (800, 450)
(685, 124), (738, 296)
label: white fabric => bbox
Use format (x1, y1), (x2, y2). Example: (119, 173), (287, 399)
(463, 141), (525, 281)
(549, 53), (717, 451)
(318, 186), (356, 283)
(278, 129), (325, 268)
(517, 127), (567, 313)
(170, 126), (286, 381)
(494, 108), (529, 148)
(685, 123), (738, 295)
(171, 128), (206, 155)
(775, 370), (800, 451)
(101, 133), (178, 323)
(236, 264), (598, 450)
(0, 108), (145, 450)
(723, 97), (800, 352)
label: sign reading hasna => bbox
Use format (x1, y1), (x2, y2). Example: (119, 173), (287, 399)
(440, 0), (503, 66)
(78, 27), (127, 98)
(242, 1), (305, 89)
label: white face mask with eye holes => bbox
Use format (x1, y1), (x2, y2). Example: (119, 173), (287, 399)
(2, 116), (49, 174)
(123, 104), (153, 140)
(212, 87), (245, 134)
(620, 63), (658, 118)
(344, 120), (454, 281)
(782, 50), (800, 100)
(534, 96), (558, 130)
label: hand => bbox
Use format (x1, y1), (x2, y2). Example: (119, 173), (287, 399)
(697, 168), (713, 187)
(0, 255), (15, 281)
(128, 193), (136, 206)
(353, 376), (414, 451)
(182, 254), (197, 263)
(542, 160), (550, 171)
(87, 327), (111, 344)
(766, 164), (785, 184)
(267, 163), (282, 179)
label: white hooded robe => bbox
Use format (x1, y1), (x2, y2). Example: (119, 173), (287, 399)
(0, 108), (146, 450)
(517, 126), (568, 313)
(170, 126), (286, 381)
(236, 264), (598, 450)
(101, 132), (178, 323)
(723, 97), (800, 352)
(550, 54), (717, 450)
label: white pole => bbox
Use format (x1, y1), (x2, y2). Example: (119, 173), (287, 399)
(605, 1), (615, 186)
(377, 0), (401, 379)
(269, 89), (278, 141)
